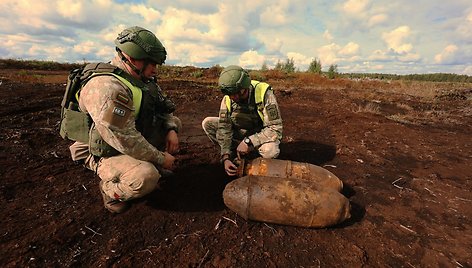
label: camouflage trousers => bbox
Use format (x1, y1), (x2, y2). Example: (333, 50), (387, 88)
(69, 142), (160, 202)
(69, 116), (182, 202)
(201, 117), (280, 159)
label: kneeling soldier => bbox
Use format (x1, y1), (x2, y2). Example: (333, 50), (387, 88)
(61, 26), (180, 213)
(202, 65), (283, 176)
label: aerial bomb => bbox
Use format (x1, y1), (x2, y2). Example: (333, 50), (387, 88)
(236, 158), (343, 192)
(223, 175), (351, 228)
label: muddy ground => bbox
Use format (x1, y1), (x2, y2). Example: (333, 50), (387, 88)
(0, 66), (471, 267)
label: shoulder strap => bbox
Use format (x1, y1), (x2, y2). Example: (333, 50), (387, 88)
(76, 63), (145, 116)
(224, 95), (231, 112)
(251, 80), (271, 120)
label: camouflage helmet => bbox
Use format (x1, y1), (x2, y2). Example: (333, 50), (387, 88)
(115, 26), (167, 64)
(218, 65), (251, 95)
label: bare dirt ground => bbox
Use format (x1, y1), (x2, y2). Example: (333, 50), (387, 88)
(1, 66), (471, 267)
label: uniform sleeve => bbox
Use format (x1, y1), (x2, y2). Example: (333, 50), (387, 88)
(248, 90), (283, 147)
(79, 76), (166, 166)
(160, 113), (180, 132)
(216, 96), (233, 156)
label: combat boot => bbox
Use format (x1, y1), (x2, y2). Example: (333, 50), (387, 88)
(157, 167), (175, 178)
(99, 181), (130, 213)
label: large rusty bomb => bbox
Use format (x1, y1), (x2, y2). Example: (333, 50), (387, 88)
(237, 158), (343, 192)
(223, 175), (351, 228)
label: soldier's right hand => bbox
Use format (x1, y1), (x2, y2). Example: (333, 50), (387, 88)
(223, 159), (238, 176)
(161, 152), (176, 170)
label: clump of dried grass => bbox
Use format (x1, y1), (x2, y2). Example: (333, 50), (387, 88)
(353, 102), (381, 114)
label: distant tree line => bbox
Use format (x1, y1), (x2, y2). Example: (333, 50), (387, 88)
(342, 72), (472, 83)
(260, 58), (472, 83)
(262, 57), (339, 79)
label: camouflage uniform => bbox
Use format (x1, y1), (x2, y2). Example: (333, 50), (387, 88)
(69, 55), (181, 201)
(202, 83), (282, 159)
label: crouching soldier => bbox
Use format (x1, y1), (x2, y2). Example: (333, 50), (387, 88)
(202, 65), (283, 176)
(60, 26), (181, 213)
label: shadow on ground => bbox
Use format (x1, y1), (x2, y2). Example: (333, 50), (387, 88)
(147, 163), (230, 212)
(278, 140), (336, 165)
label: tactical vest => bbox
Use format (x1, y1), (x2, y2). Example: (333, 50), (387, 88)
(60, 62), (175, 157)
(224, 80), (270, 121)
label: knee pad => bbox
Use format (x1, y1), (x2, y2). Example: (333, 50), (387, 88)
(129, 162), (160, 197)
(258, 143), (280, 159)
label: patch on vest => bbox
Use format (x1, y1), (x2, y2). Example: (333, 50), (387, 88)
(266, 104), (279, 120)
(113, 107), (126, 117)
(103, 102), (132, 129)
(219, 109), (229, 123)
(116, 93), (130, 104)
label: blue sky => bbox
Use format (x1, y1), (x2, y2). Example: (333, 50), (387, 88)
(1, 0), (471, 75)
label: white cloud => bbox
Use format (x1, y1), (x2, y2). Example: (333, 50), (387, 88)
(158, 8), (208, 42)
(129, 4), (161, 23)
(368, 49), (391, 61)
(265, 38), (283, 53)
(342, 0), (370, 16)
(339, 42), (360, 56)
(260, 5), (288, 26)
(398, 53), (420, 62)
(4, 1), (55, 30)
(96, 47), (111, 59)
(287, 52), (312, 65)
(317, 41), (361, 66)
(239, 50), (265, 69)
(382, 26), (413, 54)
(323, 30), (333, 42)
(457, 10), (472, 39)
(57, 0), (83, 21)
(368, 13), (388, 27)
(56, 0), (112, 25)
(348, 62), (385, 73)
(28, 45), (43, 56)
(462, 66), (472, 75)
(50, 46), (67, 57)
(317, 43), (341, 65)
(73, 41), (99, 54)
(101, 24), (128, 43)
(166, 41), (227, 65)
(434, 44), (458, 64)
(157, 3), (254, 50)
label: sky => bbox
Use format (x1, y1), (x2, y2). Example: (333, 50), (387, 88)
(1, 0), (472, 75)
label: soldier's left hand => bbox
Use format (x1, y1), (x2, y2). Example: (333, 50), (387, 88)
(236, 140), (250, 155)
(166, 130), (179, 154)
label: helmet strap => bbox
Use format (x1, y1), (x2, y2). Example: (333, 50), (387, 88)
(116, 48), (145, 78)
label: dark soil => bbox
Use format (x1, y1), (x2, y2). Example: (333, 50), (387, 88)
(1, 67), (471, 267)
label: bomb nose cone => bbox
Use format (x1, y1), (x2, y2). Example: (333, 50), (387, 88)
(223, 177), (249, 219)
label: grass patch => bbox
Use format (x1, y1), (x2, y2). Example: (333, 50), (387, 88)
(353, 102), (381, 114)
(190, 70), (203, 78)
